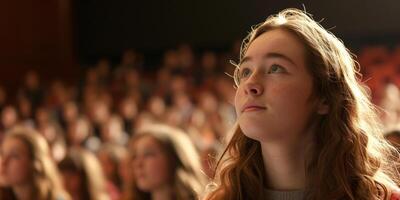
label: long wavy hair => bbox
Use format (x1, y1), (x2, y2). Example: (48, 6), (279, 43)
(0, 126), (70, 200)
(123, 124), (207, 200)
(206, 8), (400, 200)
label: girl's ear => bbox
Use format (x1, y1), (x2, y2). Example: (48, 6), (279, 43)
(317, 98), (329, 115)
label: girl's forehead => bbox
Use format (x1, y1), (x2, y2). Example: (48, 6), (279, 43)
(253, 29), (302, 50)
(133, 135), (162, 150)
(243, 29), (307, 67)
(2, 137), (29, 153)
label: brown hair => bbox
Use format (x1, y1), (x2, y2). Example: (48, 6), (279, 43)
(124, 124), (207, 200)
(207, 8), (399, 200)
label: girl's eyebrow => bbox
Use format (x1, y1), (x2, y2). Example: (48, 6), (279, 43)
(240, 52), (296, 66)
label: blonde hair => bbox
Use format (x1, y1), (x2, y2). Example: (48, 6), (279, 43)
(2, 126), (70, 200)
(125, 124), (207, 200)
(207, 8), (399, 200)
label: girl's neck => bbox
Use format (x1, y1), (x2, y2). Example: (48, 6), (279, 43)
(13, 183), (35, 200)
(260, 131), (313, 191)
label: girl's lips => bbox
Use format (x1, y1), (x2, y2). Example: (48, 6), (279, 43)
(242, 105), (266, 112)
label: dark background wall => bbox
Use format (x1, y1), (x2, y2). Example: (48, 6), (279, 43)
(1, 0), (399, 92)
(0, 0), (78, 95)
(76, 0), (400, 64)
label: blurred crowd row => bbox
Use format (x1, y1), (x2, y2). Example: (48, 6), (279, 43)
(0, 42), (399, 200)
(358, 45), (400, 131)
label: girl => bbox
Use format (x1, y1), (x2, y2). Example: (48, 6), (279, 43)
(125, 124), (206, 200)
(0, 126), (69, 200)
(206, 8), (400, 200)
(58, 148), (111, 200)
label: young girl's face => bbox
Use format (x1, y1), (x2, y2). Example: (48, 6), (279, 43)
(0, 137), (33, 186)
(234, 28), (321, 143)
(131, 136), (172, 192)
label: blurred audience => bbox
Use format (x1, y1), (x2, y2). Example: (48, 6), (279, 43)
(0, 42), (399, 199)
(97, 143), (127, 191)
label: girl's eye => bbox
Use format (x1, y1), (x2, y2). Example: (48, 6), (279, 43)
(234, 67), (251, 85)
(239, 68), (251, 79)
(268, 64), (285, 74)
(8, 152), (20, 160)
(142, 150), (156, 158)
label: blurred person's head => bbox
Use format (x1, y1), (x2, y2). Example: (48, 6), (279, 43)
(129, 124), (206, 200)
(34, 119), (67, 163)
(380, 84), (400, 131)
(35, 107), (51, 127)
(91, 100), (110, 125)
(189, 109), (206, 130)
(118, 97), (138, 135)
(67, 118), (91, 147)
(62, 101), (80, 125)
(17, 96), (32, 120)
(177, 43), (194, 69)
(147, 95), (166, 119)
(1, 106), (18, 130)
(118, 97), (138, 121)
(24, 70), (40, 90)
(82, 87), (97, 114)
(100, 115), (125, 144)
(198, 91), (219, 114)
(164, 108), (184, 128)
(49, 81), (69, 106)
(97, 143), (127, 189)
(58, 148), (110, 200)
(380, 84), (400, 111)
(171, 92), (192, 112)
(214, 75), (235, 105)
(170, 75), (188, 95)
(0, 126), (69, 200)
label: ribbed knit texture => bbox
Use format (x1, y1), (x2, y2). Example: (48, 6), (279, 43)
(264, 189), (304, 200)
